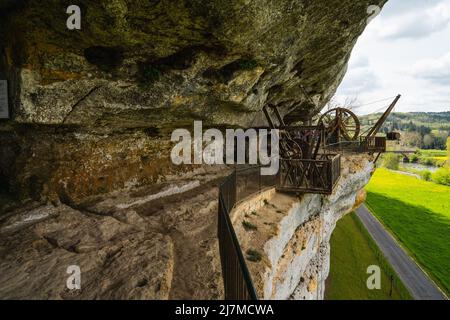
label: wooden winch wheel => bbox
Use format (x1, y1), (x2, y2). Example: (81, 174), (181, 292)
(281, 137), (303, 159)
(318, 107), (360, 141)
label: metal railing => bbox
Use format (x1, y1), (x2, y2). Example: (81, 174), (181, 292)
(277, 154), (341, 194)
(218, 166), (277, 300)
(324, 136), (386, 154)
(218, 157), (342, 298)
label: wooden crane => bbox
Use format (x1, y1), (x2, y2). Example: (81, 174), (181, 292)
(366, 94), (401, 138)
(262, 104), (340, 195)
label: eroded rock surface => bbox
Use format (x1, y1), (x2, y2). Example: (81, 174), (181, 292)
(0, 204), (175, 299)
(0, 169), (226, 299)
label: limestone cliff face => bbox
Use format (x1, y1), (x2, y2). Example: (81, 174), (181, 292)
(0, 0), (386, 204)
(232, 155), (373, 299)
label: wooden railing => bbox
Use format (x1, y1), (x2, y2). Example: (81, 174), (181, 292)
(276, 154), (341, 195)
(330, 154), (341, 187)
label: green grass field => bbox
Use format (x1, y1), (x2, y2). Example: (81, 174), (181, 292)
(325, 213), (411, 300)
(366, 168), (450, 295)
(419, 149), (447, 158)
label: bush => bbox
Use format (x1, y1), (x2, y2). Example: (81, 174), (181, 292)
(434, 158), (447, 167)
(417, 156), (446, 167)
(410, 154), (419, 163)
(246, 249), (262, 262)
(420, 170), (432, 181)
(242, 220), (257, 231)
(382, 154), (400, 170)
(419, 158), (434, 166)
(432, 167), (450, 186)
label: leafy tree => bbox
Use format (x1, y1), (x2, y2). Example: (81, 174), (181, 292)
(420, 170), (432, 181)
(432, 167), (450, 186)
(401, 131), (422, 148)
(423, 134), (435, 149)
(435, 130), (449, 141)
(418, 126), (431, 136)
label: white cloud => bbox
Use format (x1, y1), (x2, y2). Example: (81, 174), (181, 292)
(412, 52), (450, 85)
(371, 1), (450, 40)
(334, 0), (450, 113)
(338, 57), (381, 95)
(349, 55), (369, 68)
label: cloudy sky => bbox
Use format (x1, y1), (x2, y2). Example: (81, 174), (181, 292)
(334, 0), (450, 115)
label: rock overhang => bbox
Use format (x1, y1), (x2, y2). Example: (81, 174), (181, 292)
(1, 0), (387, 130)
(0, 0), (388, 202)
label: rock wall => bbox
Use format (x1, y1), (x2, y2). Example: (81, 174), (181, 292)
(0, 0), (386, 204)
(0, 167), (227, 299)
(0, 0), (386, 300)
(233, 155), (373, 299)
(0, 153), (373, 300)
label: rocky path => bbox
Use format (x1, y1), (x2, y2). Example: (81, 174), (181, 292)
(133, 181), (224, 299)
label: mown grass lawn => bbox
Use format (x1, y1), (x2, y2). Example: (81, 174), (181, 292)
(366, 168), (450, 295)
(419, 149), (447, 158)
(325, 213), (411, 300)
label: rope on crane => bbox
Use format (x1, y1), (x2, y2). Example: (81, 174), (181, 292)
(350, 96), (399, 110)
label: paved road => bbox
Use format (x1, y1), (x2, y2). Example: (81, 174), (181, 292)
(356, 205), (447, 300)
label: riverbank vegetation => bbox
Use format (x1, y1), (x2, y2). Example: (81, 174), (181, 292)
(379, 137), (450, 186)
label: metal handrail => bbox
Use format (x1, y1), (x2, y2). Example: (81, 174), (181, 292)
(218, 155), (342, 298)
(218, 165), (277, 300)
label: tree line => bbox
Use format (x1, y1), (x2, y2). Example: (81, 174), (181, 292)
(360, 112), (450, 150)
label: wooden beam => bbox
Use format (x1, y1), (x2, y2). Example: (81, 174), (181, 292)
(367, 94), (401, 138)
